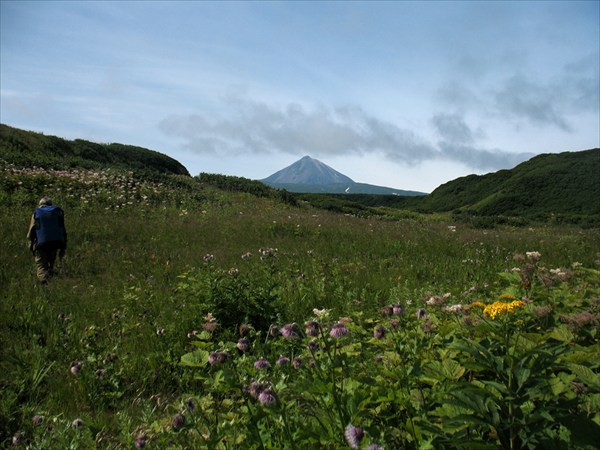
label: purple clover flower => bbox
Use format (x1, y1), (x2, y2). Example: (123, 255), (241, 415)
(329, 322), (349, 339)
(248, 381), (269, 399)
(307, 338), (319, 351)
(281, 323), (299, 339)
(171, 413), (186, 430)
(293, 357), (303, 369)
(344, 425), (364, 449)
(304, 320), (320, 336)
(276, 355), (290, 366)
(208, 351), (229, 365)
(374, 326), (386, 340)
(254, 357), (270, 369)
(236, 338), (250, 352)
(258, 388), (277, 406)
(416, 308), (427, 319)
(393, 304), (404, 315)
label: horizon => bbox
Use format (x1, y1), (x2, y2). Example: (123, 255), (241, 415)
(1, 1), (598, 192)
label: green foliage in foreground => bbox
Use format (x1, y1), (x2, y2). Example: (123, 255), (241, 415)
(1, 163), (599, 448)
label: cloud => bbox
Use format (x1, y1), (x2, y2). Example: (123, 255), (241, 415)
(494, 75), (573, 131)
(430, 113), (533, 170)
(158, 97), (532, 171)
(159, 99), (438, 164)
(430, 113), (479, 144)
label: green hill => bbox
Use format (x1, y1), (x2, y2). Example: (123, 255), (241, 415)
(297, 149), (600, 226)
(0, 123), (190, 176)
(425, 149), (600, 217)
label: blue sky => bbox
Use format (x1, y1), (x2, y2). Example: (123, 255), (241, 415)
(1, 1), (598, 192)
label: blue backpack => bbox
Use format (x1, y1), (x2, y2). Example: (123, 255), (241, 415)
(35, 205), (65, 245)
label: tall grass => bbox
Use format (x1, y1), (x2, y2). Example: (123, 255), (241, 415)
(1, 165), (599, 448)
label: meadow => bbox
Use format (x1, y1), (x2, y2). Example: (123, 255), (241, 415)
(1, 163), (599, 449)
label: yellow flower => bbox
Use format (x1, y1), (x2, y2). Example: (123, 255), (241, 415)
(483, 300), (526, 320)
(467, 301), (486, 310)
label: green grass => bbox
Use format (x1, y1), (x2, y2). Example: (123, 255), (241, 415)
(1, 164), (599, 448)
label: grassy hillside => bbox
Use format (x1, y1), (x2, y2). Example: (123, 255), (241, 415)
(1, 129), (600, 448)
(426, 149), (600, 216)
(296, 149), (600, 227)
(0, 124), (189, 176)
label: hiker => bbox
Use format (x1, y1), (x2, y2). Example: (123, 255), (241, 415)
(27, 197), (67, 283)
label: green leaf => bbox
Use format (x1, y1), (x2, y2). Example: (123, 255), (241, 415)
(180, 349), (209, 367)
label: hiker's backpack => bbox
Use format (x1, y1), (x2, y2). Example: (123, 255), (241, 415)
(34, 205), (65, 245)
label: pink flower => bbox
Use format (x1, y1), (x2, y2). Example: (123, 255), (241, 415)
(329, 322), (349, 338)
(254, 357), (270, 369)
(344, 425), (364, 449)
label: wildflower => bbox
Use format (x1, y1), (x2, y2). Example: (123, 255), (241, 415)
(467, 301), (486, 310)
(95, 368), (105, 377)
(293, 357), (303, 369)
(171, 413), (186, 430)
(392, 304), (403, 315)
(329, 322), (349, 338)
(281, 323), (299, 339)
(312, 308), (330, 318)
(258, 388), (277, 406)
(307, 338), (319, 351)
(202, 321), (219, 332)
(416, 308), (427, 319)
(32, 415), (44, 427)
(374, 326), (386, 340)
(380, 305), (393, 316)
(203, 253), (214, 262)
(12, 432), (25, 446)
(305, 320), (320, 336)
(483, 300), (526, 320)
(186, 397), (196, 412)
(208, 351), (229, 365)
(70, 361), (82, 375)
(268, 325), (280, 337)
(239, 323), (252, 337)
(276, 355), (290, 366)
(135, 436), (147, 448)
(156, 327), (166, 336)
(236, 337), (250, 352)
(248, 381), (269, 399)
(228, 267), (239, 276)
(344, 425), (364, 449)
(71, 418), (85, 428)
(254, 357), (271, 369)
(560, 311), (600, 331)
(444, 304), (464, 314)
(526, 251), (541, 262)
(241, 252), (253, 260)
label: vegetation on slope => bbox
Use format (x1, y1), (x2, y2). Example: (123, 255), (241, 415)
(0, 124), (190, 176)
(296, 149), (600, 227)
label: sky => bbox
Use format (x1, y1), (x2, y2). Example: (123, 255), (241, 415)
(1, 1), (598, 193)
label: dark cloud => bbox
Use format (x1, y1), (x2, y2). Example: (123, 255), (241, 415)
(158, 97), (532, 172)
(430, 113), (478, 144)
(494, 75), (572, 131)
